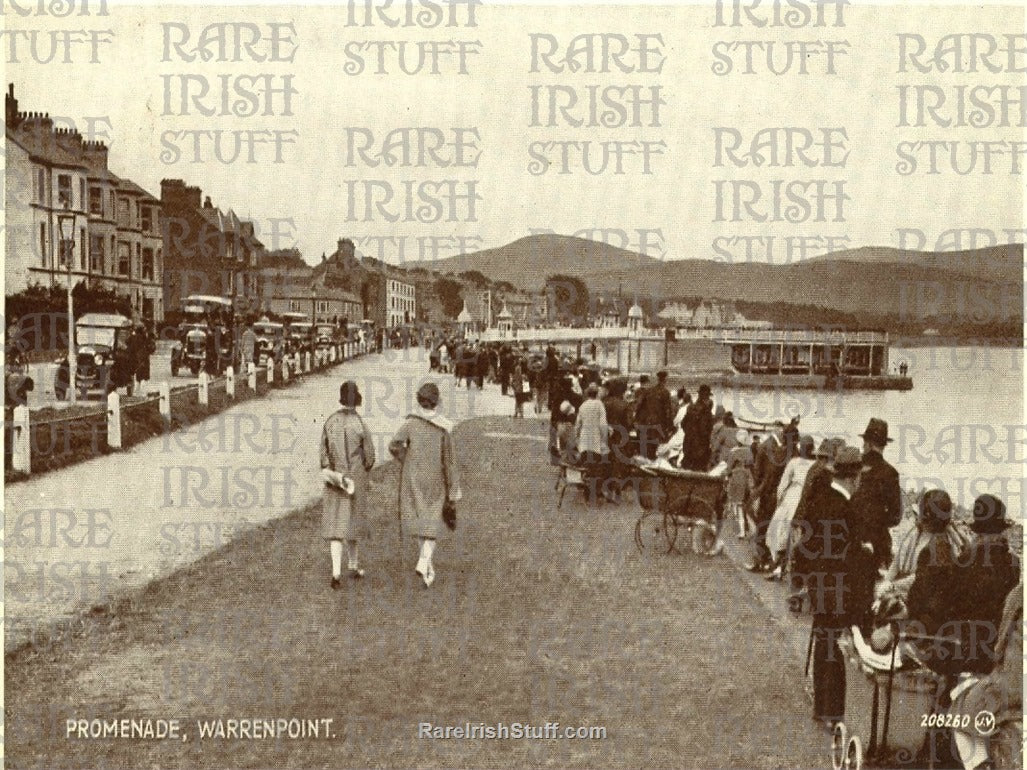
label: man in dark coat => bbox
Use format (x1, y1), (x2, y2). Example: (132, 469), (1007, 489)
(848, 418), (903, 572)
(633, 370), (674, 460)
(792, 446), (876, 725)
(475, 346), (489, 389)
(681, 383), (715, 471)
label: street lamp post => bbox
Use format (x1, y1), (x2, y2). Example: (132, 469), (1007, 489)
(57, 205), (77, 403)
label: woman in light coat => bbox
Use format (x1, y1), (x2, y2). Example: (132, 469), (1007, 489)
(575, 384), (608, 502)
(765, 434), (815, 579)
(389, 382), (462, 587)
(321, 380), (376, 588)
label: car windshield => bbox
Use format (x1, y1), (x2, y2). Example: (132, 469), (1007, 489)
(77, 326), (117, 348)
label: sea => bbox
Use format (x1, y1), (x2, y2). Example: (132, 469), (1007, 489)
(715, 346), (1024, 518)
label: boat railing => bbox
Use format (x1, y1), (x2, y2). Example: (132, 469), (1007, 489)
(715, 329), (889, 345)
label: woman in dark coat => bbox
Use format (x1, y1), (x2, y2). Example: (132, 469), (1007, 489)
(602, 378), (634, 499)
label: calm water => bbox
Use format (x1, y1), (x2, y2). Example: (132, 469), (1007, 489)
(715, 346), (1025, 517)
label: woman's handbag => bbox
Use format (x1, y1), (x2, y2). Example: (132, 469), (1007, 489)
(442, 499), (457, 530)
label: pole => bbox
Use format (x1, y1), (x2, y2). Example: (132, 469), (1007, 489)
(66, 238), (77, 403)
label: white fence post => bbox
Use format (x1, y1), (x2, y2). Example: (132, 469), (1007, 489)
(304, 352), (311, 372)
(11, 405), (31, 475)
(329, 345), (337, 363)
(107, 391), (122, 449)
(159, 382), (171, 419)
(248, 362), (257, 390)
(226, 366), (235, 398)
(199, 371), (209, 405)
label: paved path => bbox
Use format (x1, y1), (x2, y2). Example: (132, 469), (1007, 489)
(4, 347), (521, 648)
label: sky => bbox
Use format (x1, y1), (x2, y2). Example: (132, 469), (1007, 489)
(5, 2), (1025, 269)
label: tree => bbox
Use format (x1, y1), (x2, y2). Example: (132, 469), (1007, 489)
(493, 280), (517, 293)
(459, 269), (490, 288)
(434, 277), (464, 319)
(545, 274), (589, 323)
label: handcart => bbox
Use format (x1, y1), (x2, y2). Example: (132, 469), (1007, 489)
(830, 629), (948, 769)
(632, 465), (725, 555)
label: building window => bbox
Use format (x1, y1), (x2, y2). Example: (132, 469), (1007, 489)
(289, 300), (301, 311)
(317, 300), (329, 314)
(57, 174), (72, 208)
(90, 235), (105, 273)
(79, 179), (86, 211)
(118, 197), (130, 228)
(142, 248), (154, 281)
(89, 186), (103, 216)
(135, 243), (141, 277)
(36, 168), (45, 203)
(141, 205), (153, 233)
(109, 190), (115, 215)
(80, 227), (87, 271)
(39, 222), (47, 266)
(117, 242), (130, 276)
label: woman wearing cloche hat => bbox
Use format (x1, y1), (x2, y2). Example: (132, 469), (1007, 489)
(320, 380), (376, 588)
(389, 381), (462, 588)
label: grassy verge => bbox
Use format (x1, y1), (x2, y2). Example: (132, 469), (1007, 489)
(5, 417), (826, 769)
(4, 357), (340, 483)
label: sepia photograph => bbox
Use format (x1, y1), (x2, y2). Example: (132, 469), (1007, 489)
(2, 1), (1024, 768)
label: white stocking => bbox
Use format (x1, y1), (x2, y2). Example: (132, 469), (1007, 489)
(330, 540), (344, 578)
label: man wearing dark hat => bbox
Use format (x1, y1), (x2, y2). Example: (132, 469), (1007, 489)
(633, 370), (674, 460)
(791, 446), (876, 726)
(320, 381), (376, 588)
(849, 418), (903, 573)
(681, 383), (715, 471)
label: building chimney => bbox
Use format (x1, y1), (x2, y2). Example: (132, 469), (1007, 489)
(204, 196), (213, 208)
(81, 140), (109, 171)
(6, 83), (19, 128)
(337, 237), (355, 260)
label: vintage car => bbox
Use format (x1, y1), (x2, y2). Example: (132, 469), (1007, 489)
(252, 320), (284, 366)
(288, 321), (314, 354)
(314, 323), (337, 351)
(170, 295), (235, 376)
(54, 313), (133, 400)
(280, 312), (312, 355)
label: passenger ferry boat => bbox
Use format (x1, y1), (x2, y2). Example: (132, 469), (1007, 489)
(717, 329), (912, 391)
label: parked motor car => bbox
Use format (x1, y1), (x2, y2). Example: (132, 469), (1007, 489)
(170, 295), (235, 376)
(54, 313), (133, 400)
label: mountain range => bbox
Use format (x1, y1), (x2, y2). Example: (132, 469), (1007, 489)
(408, 236), (1023, 323)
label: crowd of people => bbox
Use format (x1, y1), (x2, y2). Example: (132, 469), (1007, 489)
(353, 337), (1022, 767)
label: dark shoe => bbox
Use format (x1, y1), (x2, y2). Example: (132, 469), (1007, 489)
(330, 577), (341, 590)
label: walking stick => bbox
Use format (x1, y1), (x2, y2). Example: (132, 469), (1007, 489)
(804, 623), (815, 678)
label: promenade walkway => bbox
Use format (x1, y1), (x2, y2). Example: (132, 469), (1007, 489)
(4, 347), (512, 649)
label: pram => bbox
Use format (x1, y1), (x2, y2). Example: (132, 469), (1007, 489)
(830, 627), (955, 769)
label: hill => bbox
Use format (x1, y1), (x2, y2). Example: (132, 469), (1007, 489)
(408, 235), (1022, 325)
